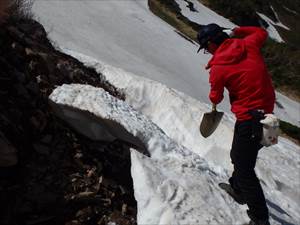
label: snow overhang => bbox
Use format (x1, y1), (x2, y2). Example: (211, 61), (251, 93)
(49, 84), (148, 154)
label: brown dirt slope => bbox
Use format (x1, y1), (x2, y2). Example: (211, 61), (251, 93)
(0, 18), (136, 225)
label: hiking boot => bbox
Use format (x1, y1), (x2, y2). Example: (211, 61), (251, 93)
(218, 183), (246, 205)
(247, 210), (270, 225)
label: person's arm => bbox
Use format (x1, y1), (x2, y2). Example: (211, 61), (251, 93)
(209, 67), (224, 105)
(233, 26), (268, 48)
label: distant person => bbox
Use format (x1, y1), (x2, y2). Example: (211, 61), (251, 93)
(197, 23), (275, 225)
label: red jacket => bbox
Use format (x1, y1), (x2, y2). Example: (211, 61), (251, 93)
(206, 26), (275, 121)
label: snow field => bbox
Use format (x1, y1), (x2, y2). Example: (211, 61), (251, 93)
(51, 50), (300, 224)
(33, 0), (300, 223)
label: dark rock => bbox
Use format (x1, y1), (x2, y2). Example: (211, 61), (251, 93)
(33, 143), (50, 155)
(11, 42), (25, 54)
(26, 81), (39, 95)
(37, 192), (59, 206)
(40, 134), (53, 144)
(15, 70), (26, 83)
(18, 201), (34, 214)
(0, 131), (18, 167)
(29, 110), (47, 132)
(0, 18), (135, 225)
(0, 73), (13, 88)
(13, 83), (30, 99)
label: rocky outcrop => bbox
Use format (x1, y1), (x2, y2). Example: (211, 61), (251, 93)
(0, 0), (10, 23)
(0, 131), (18, 167)
(0, 18), (135, 225)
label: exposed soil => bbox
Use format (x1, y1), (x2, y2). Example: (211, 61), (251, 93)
(0, 18), (136, 225)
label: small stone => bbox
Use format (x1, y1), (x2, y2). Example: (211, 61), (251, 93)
(121, 204), (127, 215)
(11, 43), (17, 49)
(93, 159), (103, 173)
(97, 215), (107, 225)
(75, 210), (85, 218)
(87, 168), (96, 178)
(25, 48), (35, 56)
(100, 198), (111, 206)
(65, 220), (79, 225)
(94, 176), (103, 192)
(107, 222), (117, 225)
(110, 192), (115, 198)
(11, 42), (24, 53)
(74, 152), (83, 159)
(76, 192), (95, 199)
(36, 75), (42, 83)
(75, 206), (93, 219)
(118, 185), (126, 195)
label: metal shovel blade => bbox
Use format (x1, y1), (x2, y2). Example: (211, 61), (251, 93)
(200, 111), (224, 138)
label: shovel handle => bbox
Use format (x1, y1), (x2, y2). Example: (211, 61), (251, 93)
(212, 103), (217, 112)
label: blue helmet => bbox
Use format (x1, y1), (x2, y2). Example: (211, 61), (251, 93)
(197, 23), (228, 53)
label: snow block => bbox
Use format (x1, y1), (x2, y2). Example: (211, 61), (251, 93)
(49, 84), (147, 152)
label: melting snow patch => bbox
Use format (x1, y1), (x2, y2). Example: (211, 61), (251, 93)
(49, 83), (248, 224)
(131, 150), (247, 224)
(175, 0), (235, 28)
(270, 5), (290, 30)
(257, 9), (289, 43)
(283, 6), (299, 15)
(56, 50), (300, 225)
(30, 0), (300, 222)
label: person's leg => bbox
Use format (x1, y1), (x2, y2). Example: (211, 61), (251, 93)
(230, 121), (269, 220)
(229, 122), (242, 194)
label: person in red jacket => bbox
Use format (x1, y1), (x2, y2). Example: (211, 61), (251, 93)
(197, 24), (275, 225)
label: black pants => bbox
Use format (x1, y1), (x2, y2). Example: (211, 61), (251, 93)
(229, 120), (269, 220)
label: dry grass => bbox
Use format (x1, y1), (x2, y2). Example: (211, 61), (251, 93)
(0, 0), (33, 23)
(197, 0), (210, 7)
(10, 0), (33, 19)
(196, 0), (300, 101)
(148, 0), (198, 41)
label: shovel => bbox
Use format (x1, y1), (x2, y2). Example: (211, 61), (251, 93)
(200, 104), (224, 138)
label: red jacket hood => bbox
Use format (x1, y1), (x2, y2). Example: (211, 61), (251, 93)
(206, 39), (246, 69)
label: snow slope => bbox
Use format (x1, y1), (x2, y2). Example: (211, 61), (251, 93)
(257, 12), (286, 43)
(32, 0), (211, 104)
(33, 0), (300, 224)
(61, 50), (300, 225)
(32, 0), (300, 127)
(176, 0), (288, 43)
(49, 81), (300, 225)
(175, 0), (235, 29)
